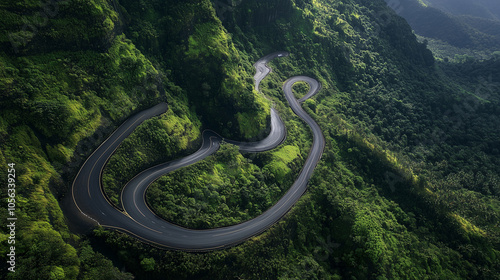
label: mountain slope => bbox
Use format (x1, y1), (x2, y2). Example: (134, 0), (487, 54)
(385, 0), (500, 58)
(422, 0), (500, 20)
(100, 0), (499, 279)
(1, 0), (499, 279)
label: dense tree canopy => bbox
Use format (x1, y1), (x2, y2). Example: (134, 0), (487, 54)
(1, 0), (499, 279)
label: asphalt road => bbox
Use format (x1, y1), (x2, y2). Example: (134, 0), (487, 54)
(72, 52), (324, 251)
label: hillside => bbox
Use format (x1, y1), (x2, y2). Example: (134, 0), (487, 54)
(422, 0), (500, 20)
(1, 0), (499, 279)
(385, 0), (500, 60)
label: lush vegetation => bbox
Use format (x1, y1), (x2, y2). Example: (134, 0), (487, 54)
(421, 0), (500, 20)
(0, 0), (159, 278)
(388, 0), (500, 60)
(1, 0), (499, 279)
(102, 102), (201, 209)
(118, 0), (271, 140)
(146, 143), (302, 229)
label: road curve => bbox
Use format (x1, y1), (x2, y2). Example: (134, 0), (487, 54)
(71, 52), (324, 251)
(254, 51), (289, 92)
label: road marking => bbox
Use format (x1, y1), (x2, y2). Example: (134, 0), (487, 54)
(73, 53), (325, 251)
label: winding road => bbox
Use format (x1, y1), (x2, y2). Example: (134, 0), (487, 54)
(71, 52), (325, 251)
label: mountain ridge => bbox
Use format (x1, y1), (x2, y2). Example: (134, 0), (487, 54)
(385, 0), (500, 59)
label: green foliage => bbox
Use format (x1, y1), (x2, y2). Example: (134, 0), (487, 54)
(140, 257), (156, 272)
(416, 34), (496, 61)
(394, 0), (500, 54)
(100, 0), (498, 278)
(0, 1), (175, 279)
(6, 222), (79, 280)
(1, 0), (120, 53)
(78, 242), (134, 280)
(118, 0), (271, 139)
(1, 0), (500, 279)
(263, 145), (301, 181)
(292, 81), (310, 99)
(103, 103), (201, 208)
(146, 143), (299, 229)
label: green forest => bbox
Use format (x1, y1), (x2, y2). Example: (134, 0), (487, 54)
(386, 0), (500, 61)
(1, 0), (499, 279)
